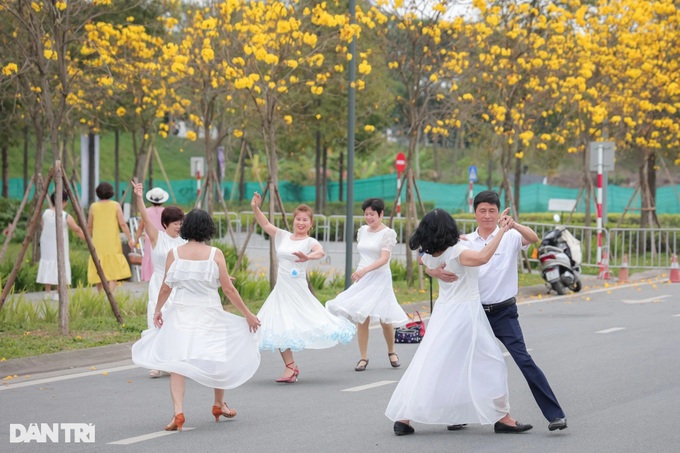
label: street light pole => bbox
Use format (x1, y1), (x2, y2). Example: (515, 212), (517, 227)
(344, 0), (356, 289)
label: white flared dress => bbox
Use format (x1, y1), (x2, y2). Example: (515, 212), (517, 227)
(257, 229), (356, 352)
(146, 232), (187, 329)
(326, 225), (408, 326)
(385, 242), (509, 426)
(132, 247), (261, 389)
(37, 210), (71, 285)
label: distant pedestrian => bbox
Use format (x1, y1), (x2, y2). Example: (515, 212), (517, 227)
(326, 198), (408, 371)
(36, 191), (85, 299)
(133, 187), (168, 282)
(86, 182), (134, 292)
(251, 191), (355, 383)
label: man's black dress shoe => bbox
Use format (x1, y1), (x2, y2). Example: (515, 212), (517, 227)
(446, 424), (467, 431)
(394, 421), (415, 436)
(494, 421), (533, 433)
(548, 417), (567, 431)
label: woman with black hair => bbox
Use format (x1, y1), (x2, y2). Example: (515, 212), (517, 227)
(132, 182), (186, 378)
(86, 182), (134, 292)
(132, 209), (261, 432)
(385, 208), (533, 436)
(326, 198), (408, 371)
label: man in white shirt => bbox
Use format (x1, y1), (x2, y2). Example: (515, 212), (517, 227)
(427, 190), (567, 432)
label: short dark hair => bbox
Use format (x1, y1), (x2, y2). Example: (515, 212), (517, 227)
(180, 209), (215, 242)
(95, 182), (114, 200)
(473, 190), (500, 211)
(50, 190), (69, 206)
(409, 208), (460, 255)
(161, 206), (184, 229)
(362, 198), (385, 215)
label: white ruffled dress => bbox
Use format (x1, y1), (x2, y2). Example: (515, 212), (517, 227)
(257, 229), (356, 352)
(326, 225), (408, 326)
(132, 247), (261, 389)
(146, 232), (186, 329)
(385, 242), (509, 425)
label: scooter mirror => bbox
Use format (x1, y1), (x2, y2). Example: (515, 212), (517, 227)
(553, 214), (561, 223)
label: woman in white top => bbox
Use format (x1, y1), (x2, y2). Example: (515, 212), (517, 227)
(326, 198), (408, 371)
(132, 182), (187, 378)
(386, 208), (532, 436)
(252, 192), (355, 383)
(37, 190), (85, 299)
(131, 209), (261, 432)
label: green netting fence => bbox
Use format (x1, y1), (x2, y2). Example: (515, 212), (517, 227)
(4, 175), (680, 214)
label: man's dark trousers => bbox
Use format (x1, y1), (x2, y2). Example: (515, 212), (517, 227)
(486, 302), (565, 421)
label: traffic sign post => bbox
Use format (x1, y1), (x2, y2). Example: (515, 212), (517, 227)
(191, 157), (205, 207)
(395, 152), (406, 217)
(588, 141), (615, 274)
(468, 166), (478, 214)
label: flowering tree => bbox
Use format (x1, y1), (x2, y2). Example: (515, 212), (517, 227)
(371, 0), (469, 284)
(0, 0), (122, 333)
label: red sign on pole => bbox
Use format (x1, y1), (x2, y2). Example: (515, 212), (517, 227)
(395, 152), (406, 173)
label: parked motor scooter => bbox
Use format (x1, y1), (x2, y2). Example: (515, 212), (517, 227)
(538, 226), (582, 295)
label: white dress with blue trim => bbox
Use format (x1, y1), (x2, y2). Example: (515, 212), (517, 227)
(256, 229), (356, 351)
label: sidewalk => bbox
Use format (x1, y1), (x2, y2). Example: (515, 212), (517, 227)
(1, 270), (663, 380)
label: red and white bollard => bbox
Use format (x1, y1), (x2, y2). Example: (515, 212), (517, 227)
(669, 254), (680, 283)
(598, 249), (611, 280)
(618, 253), (629, 283)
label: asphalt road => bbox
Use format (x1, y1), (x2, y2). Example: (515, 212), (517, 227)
(2, 275), (680, 452)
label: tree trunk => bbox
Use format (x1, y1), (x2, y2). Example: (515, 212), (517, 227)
(513, 153), (522, 218)
(315, 128), (321, 212)
(639, 150), (657, 229)
(1, 143), (8, 198)
(31, 126), (45, 265)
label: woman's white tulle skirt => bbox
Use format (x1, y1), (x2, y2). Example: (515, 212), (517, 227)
(132, 303), (261, 389)
(326, 268), (408, 326)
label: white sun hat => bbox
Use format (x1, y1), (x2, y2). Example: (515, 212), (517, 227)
(145, 187), (169, 204)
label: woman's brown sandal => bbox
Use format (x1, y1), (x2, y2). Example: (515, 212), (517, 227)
(388, 352), (401, 368)
(355, 358), (369, 371)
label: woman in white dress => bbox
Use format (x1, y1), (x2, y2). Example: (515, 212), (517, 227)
(37, 191), (85, 299)
(252, 192), (355, 383)
(326, 198), (408, 371)
(385, 208), (532, 436)
(132, 209), (261, 432)
(132, 182), (186, 378)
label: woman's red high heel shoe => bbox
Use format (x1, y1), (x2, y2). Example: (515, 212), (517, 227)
(212, 403), (237, 422)
(165, 413), (185, 432)
(274, 361), (299, 383)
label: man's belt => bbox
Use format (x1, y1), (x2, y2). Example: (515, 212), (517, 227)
(482, 297), (516, 313)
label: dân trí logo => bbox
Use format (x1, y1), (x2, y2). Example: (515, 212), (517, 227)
(10, 423), (95, 443)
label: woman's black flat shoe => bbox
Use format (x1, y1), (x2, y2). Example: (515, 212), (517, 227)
(355, 358), (369, 371)
(394, 421), (415, 436)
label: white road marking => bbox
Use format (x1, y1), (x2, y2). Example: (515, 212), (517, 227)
(0, 364), (138, 391)
(108, 428), (195, 445)
(342, 380), (396, 392)
(621, 295), (671, 304)
(673, 314), (680, 317)
(596, 327), (626, 334)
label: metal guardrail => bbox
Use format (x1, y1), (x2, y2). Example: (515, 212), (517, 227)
(609, 227), (680, 269)
(213, 213), (680, 272)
